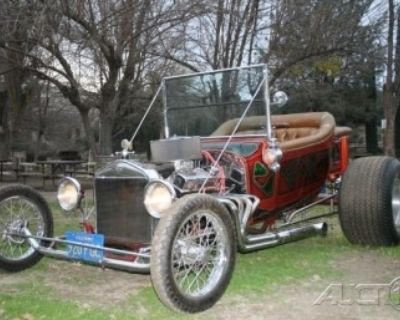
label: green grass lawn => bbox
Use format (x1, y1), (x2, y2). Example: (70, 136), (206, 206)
(1, 201), (400, 320)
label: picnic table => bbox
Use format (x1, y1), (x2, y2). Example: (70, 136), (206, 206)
(36, 160), (87, 178)
(12, 159), (96, 187)
(0, 159), (11, 181)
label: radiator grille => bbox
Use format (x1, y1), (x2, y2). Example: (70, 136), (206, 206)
(95, 177), (154, 243)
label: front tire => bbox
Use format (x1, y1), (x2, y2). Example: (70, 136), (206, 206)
(0, 184), (53, 271)
(150, 195), (236, 313)
(339, 156), (400, 246)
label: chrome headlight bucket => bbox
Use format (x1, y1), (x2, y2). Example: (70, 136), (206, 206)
(57, 177), (82, 211)
(144, 180), (175, 218)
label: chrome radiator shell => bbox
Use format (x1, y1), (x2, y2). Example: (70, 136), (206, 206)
(95, 160), (157, 244)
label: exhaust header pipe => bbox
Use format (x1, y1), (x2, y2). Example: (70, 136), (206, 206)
(217, 194), (329, 253)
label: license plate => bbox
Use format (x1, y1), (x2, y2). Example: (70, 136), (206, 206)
(65, 231), (105, 263)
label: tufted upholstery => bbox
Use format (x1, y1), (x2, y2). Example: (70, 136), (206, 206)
(275, 127), (319, 142)
(211, 112), (338, 151)
(271, 113), (336, 150)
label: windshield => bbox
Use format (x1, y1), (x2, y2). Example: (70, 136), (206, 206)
(163, 64), (267, 137)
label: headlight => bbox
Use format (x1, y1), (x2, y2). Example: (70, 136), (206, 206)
(57, 177), (82, 211)
(144, 180), (175, 218)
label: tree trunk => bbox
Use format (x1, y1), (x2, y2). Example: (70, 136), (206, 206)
(34, 83), (49, 161)
(365, 116), (378, 154)
(395, 106), (400, 157)
(0, 91), (10, 159)
(383, 0), (399, 157)
(98, 111), (114, 156)
(79, 110), (98, 158)
(365, 59), (378, 155)
(383, 86), (398, 156)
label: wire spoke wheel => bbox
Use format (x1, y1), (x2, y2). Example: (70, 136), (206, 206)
(171, 211), (229, 297)
(151, 195), (235, 313)
(0, 185), (53, 272)
(0, 196), (45, 261)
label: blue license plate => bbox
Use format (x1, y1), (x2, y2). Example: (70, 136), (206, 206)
(65, 231), (105, 263)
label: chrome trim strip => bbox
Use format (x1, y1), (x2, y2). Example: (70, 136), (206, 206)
(128, 84), (163, 147)
(263, 68), (272, 139)
(95, 159), (159, 180)
(163, 64), (267, 81)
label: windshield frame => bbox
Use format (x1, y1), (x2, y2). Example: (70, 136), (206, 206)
(124, 64), (272, 150)
(161, 64), (270, 139)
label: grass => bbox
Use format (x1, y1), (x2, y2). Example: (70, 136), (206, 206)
(0, 294), (124, 320)
(119, 228), (351, 320)
(1, 201), (400, 320)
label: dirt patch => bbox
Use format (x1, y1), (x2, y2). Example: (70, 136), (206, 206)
(1, 249), (400, 319)
(43, 261), (150, 307)
(0, 263), (149, 309)
(0, 260), (150, 307)
(205, 251), (400, 320)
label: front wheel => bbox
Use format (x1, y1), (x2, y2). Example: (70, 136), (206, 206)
(150, 195), (236, 313)
(0, 184), (53, 271)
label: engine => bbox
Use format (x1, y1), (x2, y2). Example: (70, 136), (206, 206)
(173, 167), (219, 193)
(150, 136), (247, 195)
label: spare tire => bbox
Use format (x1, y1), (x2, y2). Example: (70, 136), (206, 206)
(339, 156), (400, 246)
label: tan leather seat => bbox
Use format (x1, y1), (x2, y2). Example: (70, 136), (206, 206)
(211, 116), (267, 136)
(275, 127), (319, 142)
(272, 113), (336, 150)
(211, 112), (336, 151)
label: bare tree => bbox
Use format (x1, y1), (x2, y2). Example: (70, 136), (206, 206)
(0, 2), (41, 158)
(154, 0), (264, 71)
(0, 0), (388, 158)
(0, 0), (203, 157)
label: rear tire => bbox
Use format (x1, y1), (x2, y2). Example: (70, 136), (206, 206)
(0, 184), (53, 271)
(339, 156), (400, 246)
(150, 194), (236, 313)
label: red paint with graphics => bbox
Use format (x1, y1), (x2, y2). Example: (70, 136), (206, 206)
(201, 113), (350, 229)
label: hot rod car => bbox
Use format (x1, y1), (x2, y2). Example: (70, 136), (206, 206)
(1, 65), (399, 313)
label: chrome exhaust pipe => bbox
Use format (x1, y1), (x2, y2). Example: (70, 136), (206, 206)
(217, 195), (329, 253)
(240, 222), (328, 252)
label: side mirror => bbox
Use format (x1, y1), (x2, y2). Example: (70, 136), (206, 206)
(271, 91), (288, 108)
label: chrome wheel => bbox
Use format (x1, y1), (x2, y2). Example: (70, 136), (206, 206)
(171, 210), (229, 297)
(0, 196), (45, 261)
(392, 177), (400, 236)
(151, 195), (235, 312)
